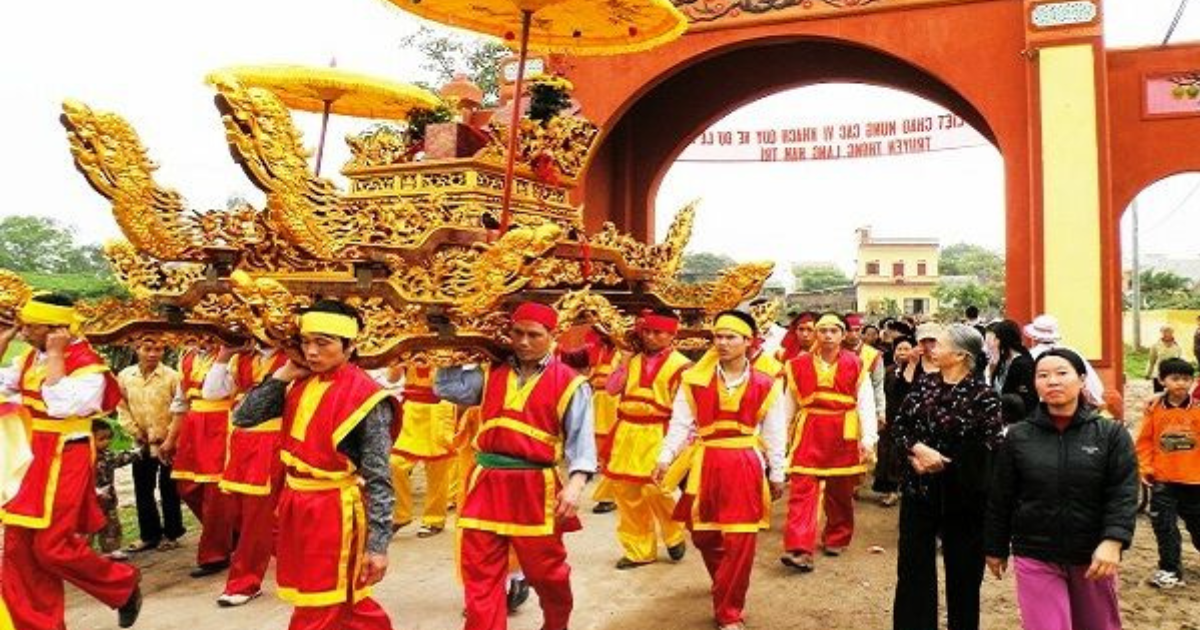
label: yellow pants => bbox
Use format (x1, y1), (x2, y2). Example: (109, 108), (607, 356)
(0, 597), (13, 630)
(391, 455), (455, 527)
(612, 479), (686, 562)
(592, 475), (616, 503)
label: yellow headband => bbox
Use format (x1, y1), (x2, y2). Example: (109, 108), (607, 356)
(19, 300), (77, 327)
(299, 311), (359, 340)
(714, 314), (753, 338)
(815, 314), (846, 331)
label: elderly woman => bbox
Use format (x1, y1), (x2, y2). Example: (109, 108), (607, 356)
(890, 324), (1003, 630)
(984, 348), (1138, 630)
(1146, 325), (1183, 394)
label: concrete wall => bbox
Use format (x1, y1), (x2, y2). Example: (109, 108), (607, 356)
(1123, 309), (1200, 360)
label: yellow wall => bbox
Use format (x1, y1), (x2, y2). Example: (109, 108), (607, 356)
(856, 244), (940, 278)
(856, 284), (938, 314)
(1039, 44), (1103, 359)
(1123, 309), (1200, 361)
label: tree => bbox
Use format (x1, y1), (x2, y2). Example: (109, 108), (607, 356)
(680, 252), (736, 283)
(1132, 268), (1200, 309)
(939, 243), (1004, 281)
(934, 280), (1004, 315)
(0, 216), (87, 274)
(399, 26), (509, 106)
(792, 263), (852, 292)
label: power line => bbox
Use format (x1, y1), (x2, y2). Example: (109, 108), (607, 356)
(1142, 177), (1200, 235)
(1163, 0), (1192, 45)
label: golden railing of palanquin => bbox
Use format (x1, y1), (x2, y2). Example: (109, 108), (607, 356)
(1, 75), (774, 366)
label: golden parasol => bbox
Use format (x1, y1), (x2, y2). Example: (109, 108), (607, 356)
(380, 0), (688, 232)
(207, 63), (442, 175)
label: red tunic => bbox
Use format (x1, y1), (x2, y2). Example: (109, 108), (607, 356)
(276, 363), (397, 607)
(673, 362), (779, 532)
(785, 350), (867, 476)
(458, 359), (586, 537)
(2, 341), (120, 530)
(172, 349), (232, 484)
(219, 350), (288, 496)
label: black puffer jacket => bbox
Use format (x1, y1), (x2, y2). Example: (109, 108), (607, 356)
(983, 404), (1138, 566)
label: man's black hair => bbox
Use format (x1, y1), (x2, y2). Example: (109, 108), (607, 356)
(1159, 357), (1196, 380)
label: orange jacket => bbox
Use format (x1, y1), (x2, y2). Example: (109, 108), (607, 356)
(1136, 397), (1200, 484)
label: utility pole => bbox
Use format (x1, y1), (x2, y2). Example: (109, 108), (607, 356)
(1132, 197), (1142, 349)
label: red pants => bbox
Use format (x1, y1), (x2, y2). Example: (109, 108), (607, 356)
(287, 598), (392, 630)
(223, 491), (276, 596)
(2, 443), (139, 630)
(692, 530), (757, 626)
(177, 480), (235, 566)
(461, 528), (572, 630)
(784, 474), (857, 554)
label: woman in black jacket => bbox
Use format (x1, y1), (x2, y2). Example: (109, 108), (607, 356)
(984, 348), (1138, 630)
(890, 325), (1003, 630)
(984, 319), (1037, 417)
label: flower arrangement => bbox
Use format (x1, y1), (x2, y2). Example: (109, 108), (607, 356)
(527, 74), (575, 123)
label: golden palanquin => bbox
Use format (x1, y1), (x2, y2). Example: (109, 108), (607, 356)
(3, 73), (775, 365)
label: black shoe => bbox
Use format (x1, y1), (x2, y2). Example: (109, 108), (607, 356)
(615, 557), (652, 570)
(591, 501), (616, 514)
(117, 585), (142, 628)
(189, 560), (230, 578)
(667, 542), (687, 562)
(780, 553), (814, 573)
(506, 577), (530, 613)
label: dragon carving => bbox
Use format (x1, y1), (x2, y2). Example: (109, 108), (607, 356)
(649, 261), (775, 315)
(61, 100), (201, 261)
(209, 74), (350, 260)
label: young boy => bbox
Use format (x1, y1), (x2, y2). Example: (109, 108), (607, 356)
(1136, 357), (1200, 589)
(93, 419), (141, 560)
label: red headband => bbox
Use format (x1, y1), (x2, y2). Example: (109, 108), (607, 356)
(512, 302), (558, 330)
(640, 313), (679, 333)
(845, 313), (865, 328)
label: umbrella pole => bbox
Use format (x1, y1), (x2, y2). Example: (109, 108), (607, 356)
(499, 9), (533, 235)
(315, 99), (332, 176)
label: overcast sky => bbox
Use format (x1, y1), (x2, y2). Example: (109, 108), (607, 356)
(2, 0), (1198, 278)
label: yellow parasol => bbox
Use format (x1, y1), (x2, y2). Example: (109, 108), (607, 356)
(207, 63), (442, 174)
(379, 0), (688, 232)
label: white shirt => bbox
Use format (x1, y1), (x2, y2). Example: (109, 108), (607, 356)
(0, 342), (108, 439)
(657, 361), (790, 484)
(201, 348), (280, 401)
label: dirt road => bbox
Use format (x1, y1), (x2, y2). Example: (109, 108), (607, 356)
(64, 382), (1199, 630)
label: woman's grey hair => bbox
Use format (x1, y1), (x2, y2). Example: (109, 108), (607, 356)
(944, 324), (984, 371)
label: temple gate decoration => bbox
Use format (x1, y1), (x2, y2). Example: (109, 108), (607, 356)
(2, 72), (772, 365)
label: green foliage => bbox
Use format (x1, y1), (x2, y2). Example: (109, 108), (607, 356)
(19, 272), (126, 301)
(528, 79), (572, 123)
(940, 243), (1005, 281)
(0, 216), (109, 274)
(680, 252), (736, 283)
(934, 280), (1005, 314)
(792, 263), (852, 292)
(400, 26), (508, 107)
(1131, 268), (1200, 309)
(1124, 343), (1150, 380)
(407, 104), (456, 143)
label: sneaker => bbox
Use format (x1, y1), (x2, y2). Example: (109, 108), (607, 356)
(107, 550), (132, 562)
(416, 524), (444, 539)
(592, 501), (617, 514)
(822, 546), (845, 557)
(615, 557), (653, 570)
(217, 591), (262, 607)
(667, 542), (687, 562)
(1149, 570), (1186, 589)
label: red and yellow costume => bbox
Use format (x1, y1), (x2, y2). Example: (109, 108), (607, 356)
(277, 362), (396, 627)
(783, 348), (867, 555)
(590, 345), (622, 504)
(172, 347), (236, 566)
(457, 356), (587, 630)
(390, 364), (457, 529)
(218, 349), (288, 597)
(1, 332), (138, 630)
(604, 343), (690, 563)
(672, 349), (781, 626)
